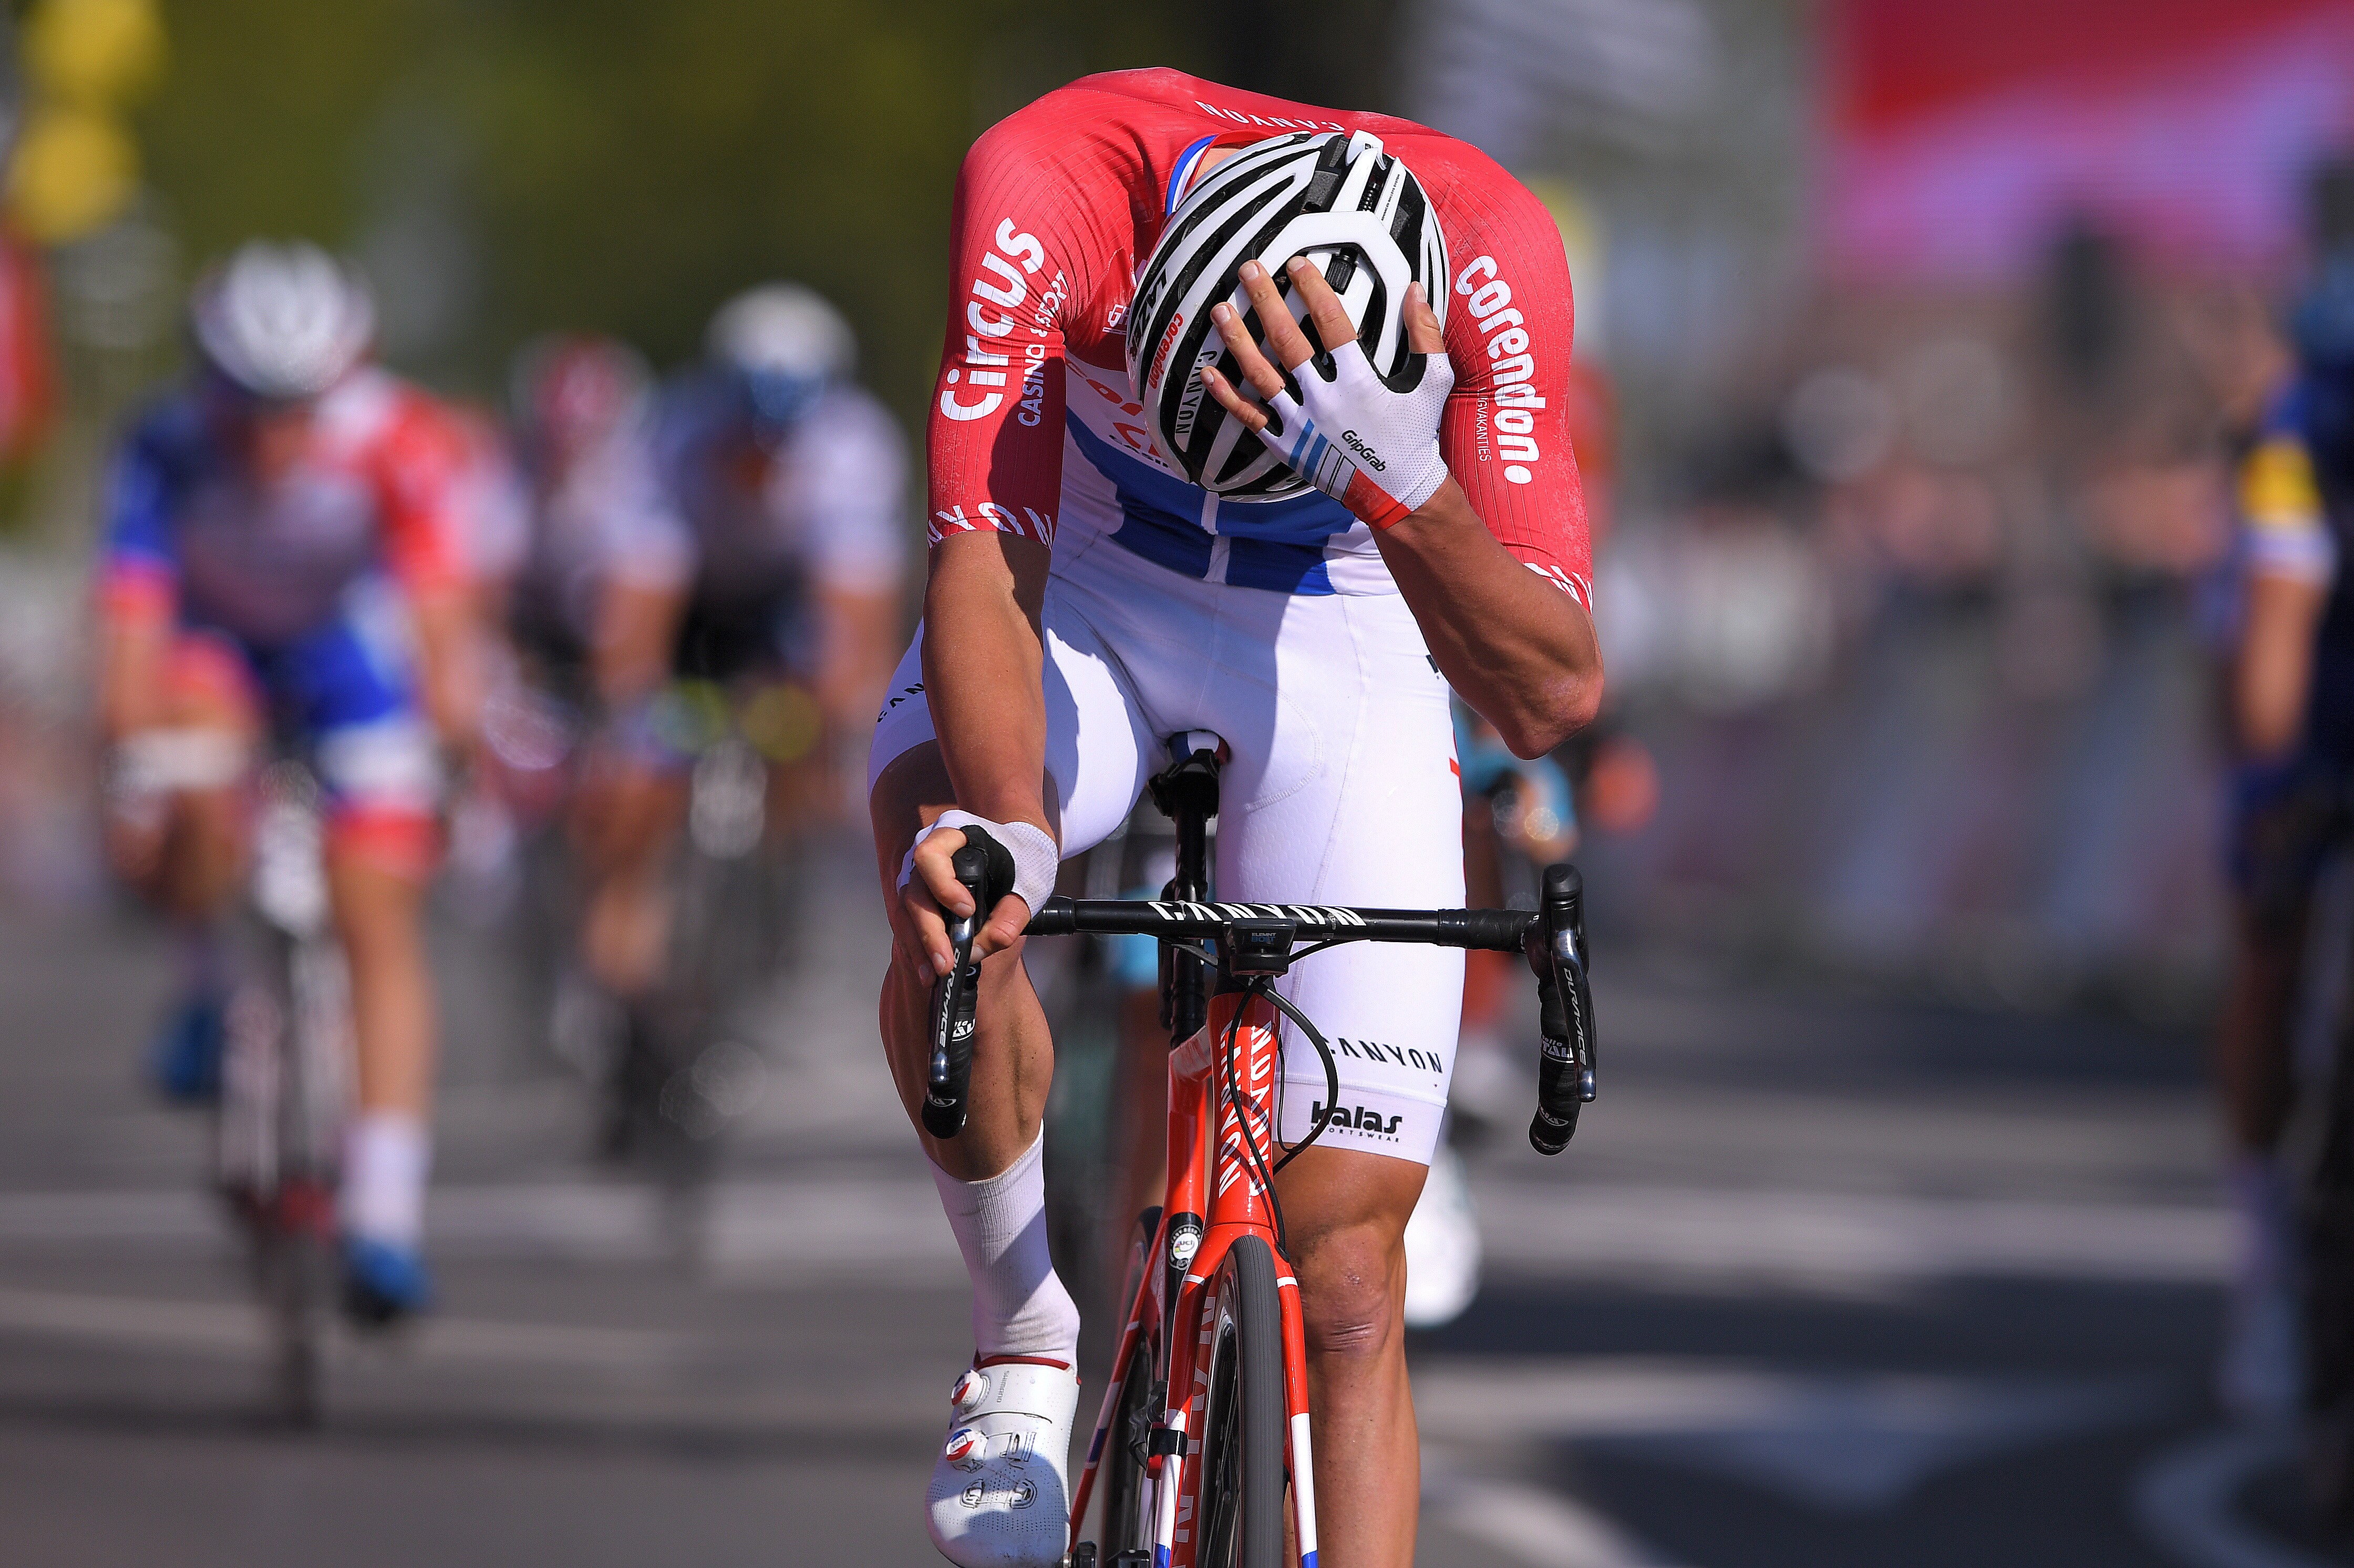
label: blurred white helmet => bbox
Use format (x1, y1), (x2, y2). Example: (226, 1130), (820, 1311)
(191, 241), (376, 400)
(707, 283), (853, 426)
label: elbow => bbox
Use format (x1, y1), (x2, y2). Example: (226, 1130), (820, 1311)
(1498, 670), (1604, 761)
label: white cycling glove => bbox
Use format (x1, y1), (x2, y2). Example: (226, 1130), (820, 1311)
(900, 810), (1059, 921)
(1256, 338), (1454, 530)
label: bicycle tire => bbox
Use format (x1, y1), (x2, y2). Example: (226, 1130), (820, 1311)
(262, 1205), (331, 1427)
(1193, 1234), (1285, 1568)
(274, 927), (343, 1426)
(1095, 1206), (1161, 1557)
(1100, 1331), (1158, 1556)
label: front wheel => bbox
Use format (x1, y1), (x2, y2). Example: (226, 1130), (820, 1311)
(1192, 1234), (1285, 1568)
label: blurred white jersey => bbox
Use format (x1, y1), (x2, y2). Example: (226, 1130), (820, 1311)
(510, 401), (692, 655)
(660, 378), (910, 607)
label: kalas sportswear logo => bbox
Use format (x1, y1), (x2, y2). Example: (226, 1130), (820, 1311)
(1341, 429), (1385, 472)
(1313, 1101), (1404, 1136)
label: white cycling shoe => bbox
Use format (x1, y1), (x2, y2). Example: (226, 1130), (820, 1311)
(926, 1355), (1078, 1568)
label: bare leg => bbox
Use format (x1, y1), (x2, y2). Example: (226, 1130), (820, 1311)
(2216, 893), (2305, 1157)
(572, 759), (688, 999)
(104, 673), (253, 918)
(880, 742), (1087, 1566)
(328, 850), (436, 1118)
(1277, 1144), (1428, 1568)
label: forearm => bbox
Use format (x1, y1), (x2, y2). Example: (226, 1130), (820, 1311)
(409, 590), (484, 747)
(919, 534), (1052, 833)
(2236, 573), (2328, 758)
(1376, 480), (1602, 757)
(817, 585), (904, 737)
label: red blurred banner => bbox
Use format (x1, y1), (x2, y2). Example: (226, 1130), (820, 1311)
(1824, 0), (2354, 279)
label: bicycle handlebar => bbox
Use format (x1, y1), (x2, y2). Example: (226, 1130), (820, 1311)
(925, 844), (1601, 1155)
(1024, 896), (1533, 951)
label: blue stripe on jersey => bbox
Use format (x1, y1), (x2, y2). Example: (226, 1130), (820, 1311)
(1227, 534), (1335, 592)
(1067, 413), (1214, 576)
(1065, 412), (1355, 594)
(1166, 135), (1219, 214)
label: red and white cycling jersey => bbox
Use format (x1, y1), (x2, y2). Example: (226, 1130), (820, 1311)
(928, 68), (1593, 604)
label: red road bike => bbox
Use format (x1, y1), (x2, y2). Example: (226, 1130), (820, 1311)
(926, 736), (1597, 1568)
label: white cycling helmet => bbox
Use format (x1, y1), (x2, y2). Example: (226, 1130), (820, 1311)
(1127, 129), (1448, 498)
(191, 240), (375, 401)
(707, 283), (854, 427)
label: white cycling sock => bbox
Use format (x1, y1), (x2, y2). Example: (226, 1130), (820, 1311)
(343, 1111), (430, 1247)
(930, 1131), (1080, 1361)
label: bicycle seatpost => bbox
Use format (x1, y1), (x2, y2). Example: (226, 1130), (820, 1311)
(923, 827), (1017, 1140)
(1527, 862), (1598, 1156)
(1147, 735), (1221, 1046)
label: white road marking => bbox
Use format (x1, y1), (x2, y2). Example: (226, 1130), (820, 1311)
(2134, 1425), (2336, 1568)
(1475, 1182), (2227, 1290)
(0, 1180), (2221, 1291)
(0, 1285), (683, 1373)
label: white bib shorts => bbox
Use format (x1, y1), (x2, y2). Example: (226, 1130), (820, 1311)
(870, 531), (1465, 1167)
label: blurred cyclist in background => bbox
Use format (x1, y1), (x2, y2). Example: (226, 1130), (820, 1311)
(95, 241), (481, 1325)
(503, 335), (684, 720)
(498, 335), (693, 1031)
(552, 285), (903, 1144)
(656, 282), (907, 783)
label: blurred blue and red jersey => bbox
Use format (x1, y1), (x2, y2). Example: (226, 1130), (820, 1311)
(99, 368), (473, 871)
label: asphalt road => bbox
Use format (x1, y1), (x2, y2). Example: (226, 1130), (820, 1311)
(0, 845), (2346, 1568)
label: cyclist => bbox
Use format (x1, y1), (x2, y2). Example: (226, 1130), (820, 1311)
(497, 335), (693, 1028)
(569, 287), (908, 1049)
(96, 241), (479, 1324)
(502, 335), (684, 717)
(657, 284), (909, 807)
(872, 70), (1601, 1568)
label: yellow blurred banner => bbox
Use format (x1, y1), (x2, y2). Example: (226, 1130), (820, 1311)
(24, 0), (165, 108)
(8, 105), (138, 245)
(8, 0), (166, 244)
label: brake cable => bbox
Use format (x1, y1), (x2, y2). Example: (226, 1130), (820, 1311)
(1263, 984), (1340, 1174)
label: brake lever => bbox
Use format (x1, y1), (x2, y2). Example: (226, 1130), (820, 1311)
(923, 829), (1015, 1139)
(1526, 862), (1597, 1156)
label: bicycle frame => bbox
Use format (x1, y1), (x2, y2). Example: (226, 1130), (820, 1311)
(1073, 982), (1317, 1568)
